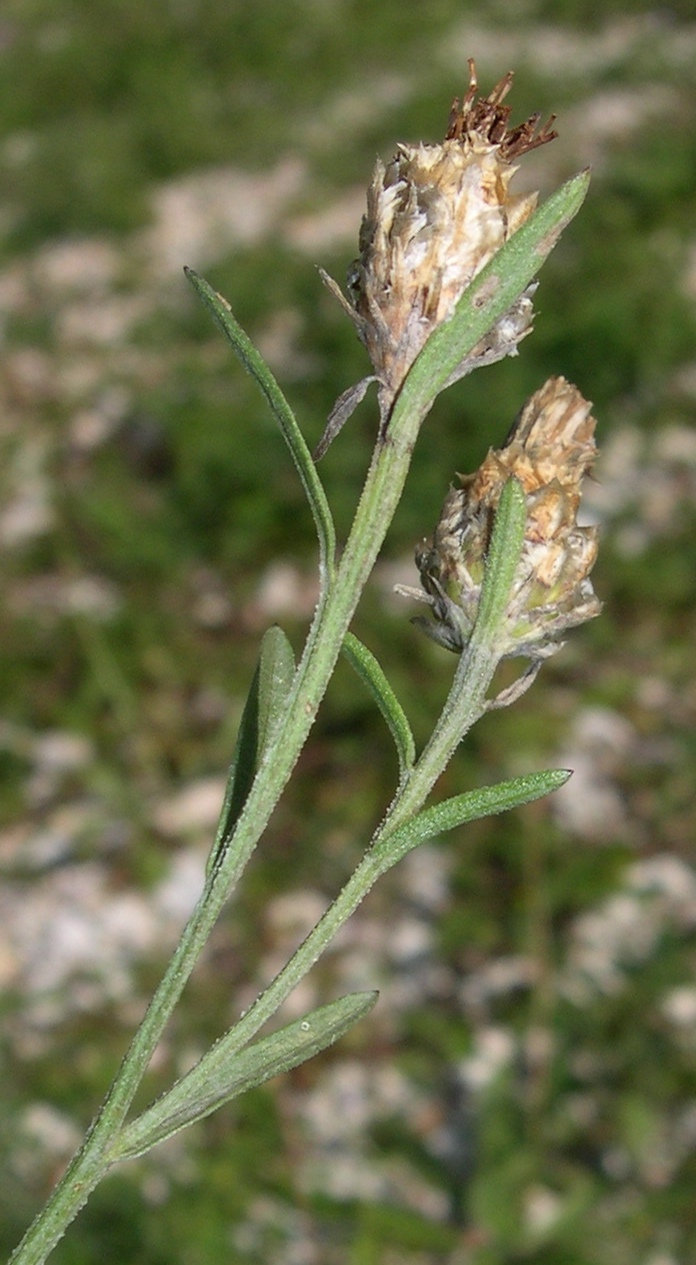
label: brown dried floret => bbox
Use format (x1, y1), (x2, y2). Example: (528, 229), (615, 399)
(408, 376), (601, 662)
(320, 60), (558, 441)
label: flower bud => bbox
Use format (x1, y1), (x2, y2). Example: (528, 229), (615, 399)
(322, 60), (557, 419)
(408, 376), (601, 660)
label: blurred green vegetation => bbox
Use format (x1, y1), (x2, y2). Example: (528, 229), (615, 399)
(2, 0), (696, 1262)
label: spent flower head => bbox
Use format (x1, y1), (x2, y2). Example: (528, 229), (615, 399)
(407, 376), (601, 661)
(321, 60), (557, 428)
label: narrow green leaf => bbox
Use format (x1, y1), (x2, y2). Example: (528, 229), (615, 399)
(185, 268), (336, 579)
(111, 991), (378, 1163)
(394, 171), (590, 424)
(372, 769), (571, 870)
(342, 632), (416, 778)
(471, 476), (527, 646)
(207, 626), (296, 876)
(256, 624), (297, 753)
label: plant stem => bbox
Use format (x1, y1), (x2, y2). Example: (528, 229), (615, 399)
(161, 625), (502, 1072)
(10, 453), (525, 1265)
(379, 476), (528, 834)
(164, 482), (528, 1073)
(9, 395), (429, 1265)
(9, 165), (589, 1265)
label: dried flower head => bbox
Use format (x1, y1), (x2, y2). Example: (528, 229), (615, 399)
(408, 376), (601, 660)
(322, 60), (557, 423)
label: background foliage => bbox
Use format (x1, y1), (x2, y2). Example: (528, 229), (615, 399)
(1, 1), (696, 1262)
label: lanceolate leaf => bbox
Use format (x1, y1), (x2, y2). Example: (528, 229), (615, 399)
(185, 268), (336, 579)
(342, 632), (416, 779)
(110, 991), (378, 1163)
(469, 476), (527, 647)
(207, 626), (296, 876)
(371, 769), (571, 872)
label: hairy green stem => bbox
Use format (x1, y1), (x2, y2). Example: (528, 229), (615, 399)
(9, 470), (525, 1265)
(10, 166), (588, 1262)
(381, 476), (528, 832)
(8, 392), (429, 1265)
(150, 481), (528, 1077)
